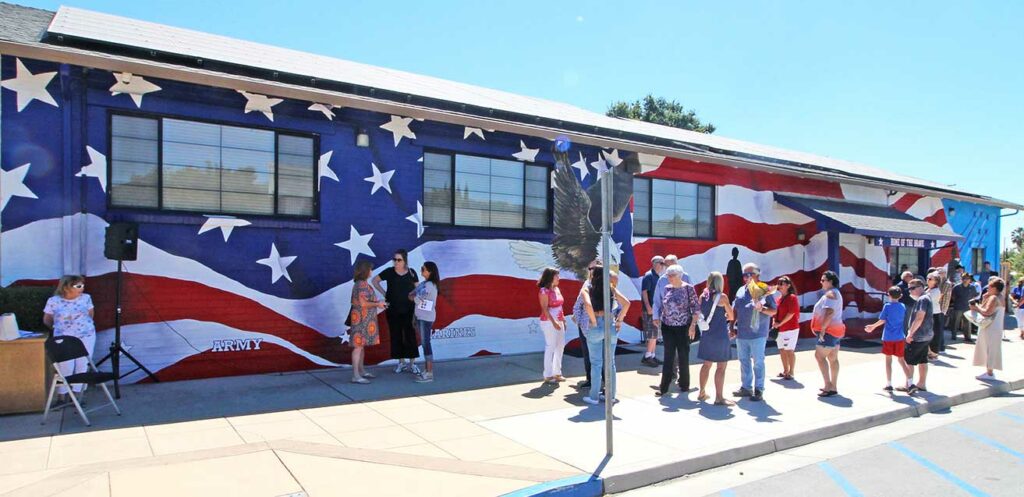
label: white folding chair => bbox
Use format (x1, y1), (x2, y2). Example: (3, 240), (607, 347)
(42, 335), (121, 426)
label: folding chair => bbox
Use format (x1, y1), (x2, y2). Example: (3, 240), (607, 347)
(42, 335), (121, 426)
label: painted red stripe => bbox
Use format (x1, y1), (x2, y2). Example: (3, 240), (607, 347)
(923, 210), (948, 227)
(891, 193), (924, 212)
(840, 247), (892, 294)
(645, 158), (845, 198)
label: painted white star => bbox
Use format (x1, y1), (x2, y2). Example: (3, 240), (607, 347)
(0, 163), (38, 213)
(1, 59), (58, 112)
(109, 72), (161, 108)
(364, 163), (395, 195)
(237, 90), (283, 121)
(570, 152), (590, 180)
(76, 146), (108, 192)
(198, 215), (251, 242)
(379, 115), (416, 146)
(463, 127), (486, 140)
(256, 243), (297, 284)
(335, 226), (375, 265)
(318, 151), (339, 188)
(512, 140), (539, 162)
(406, 201), (426, 238)
(591, 154), (609, 176)
(339, 331), (351, 344)
(308, 103), (337, 120)
(602, 149), (624, 168)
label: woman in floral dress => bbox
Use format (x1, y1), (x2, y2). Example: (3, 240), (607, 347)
(349, 260), (385, 384)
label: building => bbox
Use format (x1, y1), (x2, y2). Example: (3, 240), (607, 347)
(1, 4), (1018, 382)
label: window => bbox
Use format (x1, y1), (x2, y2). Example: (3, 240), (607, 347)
(971, 247), (986, 275)
(632, 178), (714, 238)
(110, 114), (317, 217)
(889, 247), (920, 279)
(423, 151), (550, 230)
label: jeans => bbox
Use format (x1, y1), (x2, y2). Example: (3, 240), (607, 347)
(737, 337), (767, 391)
(584, 316), (615, 401)
(929, 313), (945, 353)
(415, 319), (434, 359)
(659, 323), (691, 392)
(540, 320), (565, 377)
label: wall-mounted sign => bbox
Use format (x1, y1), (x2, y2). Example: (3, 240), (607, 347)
(872, 237), (938, 249)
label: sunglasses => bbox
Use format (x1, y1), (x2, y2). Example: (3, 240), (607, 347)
(743, 272), (755, 277)
(779, 281), (791, 285)
(72, 284), (85, 289)
(393, 258), (404, 262)
(909, 285), (923, 290)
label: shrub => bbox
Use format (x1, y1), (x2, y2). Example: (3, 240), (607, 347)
(0, 285), (54, 333)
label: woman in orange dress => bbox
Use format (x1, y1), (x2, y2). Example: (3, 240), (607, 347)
(349, 260), (385, 384)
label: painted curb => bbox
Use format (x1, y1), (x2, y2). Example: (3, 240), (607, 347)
(602, 380), (1022, 494)
(502, 474), (603, 497)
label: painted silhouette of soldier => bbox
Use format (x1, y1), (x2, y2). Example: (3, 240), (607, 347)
(727, 247), (743, 300)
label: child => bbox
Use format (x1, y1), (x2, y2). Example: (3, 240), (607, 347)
(865, 286), (913, 392)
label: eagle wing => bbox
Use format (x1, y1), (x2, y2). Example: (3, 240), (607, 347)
(553, 163), (600, 279)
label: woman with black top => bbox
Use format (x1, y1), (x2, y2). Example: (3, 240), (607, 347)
(372, 249), (420, 374)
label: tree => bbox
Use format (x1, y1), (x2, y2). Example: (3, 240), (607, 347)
(606, 94), (716, 134)
(1012, 227), (1024, 250)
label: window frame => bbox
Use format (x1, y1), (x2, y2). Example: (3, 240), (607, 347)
(421, 148), (553, 231)
(106, 110), (320, 220)
(632, 177), (716, 240)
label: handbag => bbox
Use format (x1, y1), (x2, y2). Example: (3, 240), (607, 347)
(964, 310), (994, 329)
(696, 292), (723, 332)
(768, 327), (780, 341)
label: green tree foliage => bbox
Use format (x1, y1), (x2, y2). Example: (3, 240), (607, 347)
(606, 94), (716, 134)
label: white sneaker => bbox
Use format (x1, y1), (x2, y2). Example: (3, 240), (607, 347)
(414, 372), (433, 383)
(351, 376), (370, 384)
(410, 364), (422, 375)
(976, 373), (995, 380)
(394, 363), (404, 374)
(582, 396), (600, 405)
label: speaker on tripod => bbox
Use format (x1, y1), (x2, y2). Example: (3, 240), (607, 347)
(96, 222), (158, 397)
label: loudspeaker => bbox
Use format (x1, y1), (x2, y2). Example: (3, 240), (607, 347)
(622, 152), (642, 174)
(105, 222), (138, 261)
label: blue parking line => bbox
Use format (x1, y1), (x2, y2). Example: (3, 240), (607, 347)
(888, 442), (989, 497)
(719, 490), (736, 497)
(998, 412), (1024, 424)
(818, 462), (865, 497)
(950, 426), (1024, 462)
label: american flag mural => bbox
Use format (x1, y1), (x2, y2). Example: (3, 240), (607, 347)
(0, 54), (1001, 383)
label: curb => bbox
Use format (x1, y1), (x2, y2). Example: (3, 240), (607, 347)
(502, 475), (604, 497)
(602, 379), (1024, 494)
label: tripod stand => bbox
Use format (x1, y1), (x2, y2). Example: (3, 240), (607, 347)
(95, 260), (159, 398)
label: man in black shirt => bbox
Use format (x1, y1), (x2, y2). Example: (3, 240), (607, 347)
(948, 274), (978, 343)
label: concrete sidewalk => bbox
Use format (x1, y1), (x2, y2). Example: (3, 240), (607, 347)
(1, 334), (1022, 497)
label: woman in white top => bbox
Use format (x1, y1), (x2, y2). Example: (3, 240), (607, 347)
(971, 278), (1005, 380)
(812, 271), (844, 397)
(926, 272), (944, 359)
(42, 275), (96, 402)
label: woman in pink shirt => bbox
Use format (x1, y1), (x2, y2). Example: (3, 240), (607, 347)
(538, 267), (567, 383)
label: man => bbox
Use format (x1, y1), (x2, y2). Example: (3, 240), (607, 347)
(949, 274), (978, 343)
(936, 267), (953, 352)
(893, 264), (910, 285)
(903, 278), (933, 394)
(640, 256), (665, 367)
(979, 261), (998, 283)
(1011, 278), (1024, 339)
(897, 271), (915, 330)
(731, 263), (777, 402)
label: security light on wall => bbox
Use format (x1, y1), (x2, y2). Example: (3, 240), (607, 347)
(948, 207), (956, 218)
(356, 129), (370, 148)
(796, 228), (806, 242)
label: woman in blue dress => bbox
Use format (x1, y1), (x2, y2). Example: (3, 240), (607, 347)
(697, 272), (736, 405)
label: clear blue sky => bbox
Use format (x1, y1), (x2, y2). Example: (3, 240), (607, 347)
(23, 1), (1024, 243)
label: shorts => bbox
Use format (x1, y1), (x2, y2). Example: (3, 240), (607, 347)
(816, 332), (841, 348)
(905, 341), (930, 365)
(882, 340), (905, 357)
(641, 310), (660, 340)
(777, 330), (799, 350)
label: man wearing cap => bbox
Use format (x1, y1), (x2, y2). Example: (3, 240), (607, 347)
(640, 256), (666, 367)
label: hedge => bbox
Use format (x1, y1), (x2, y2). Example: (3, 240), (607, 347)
(0, 285), (54, 333)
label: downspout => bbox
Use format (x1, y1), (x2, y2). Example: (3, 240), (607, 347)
(59, 64), (75, 275)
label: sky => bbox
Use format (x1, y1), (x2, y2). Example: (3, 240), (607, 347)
(20, 1), (1024, 244)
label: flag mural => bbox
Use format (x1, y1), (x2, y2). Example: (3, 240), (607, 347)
(0, 45), (1004, 383)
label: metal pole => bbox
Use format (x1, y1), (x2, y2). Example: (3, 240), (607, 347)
(601, 165), (614, 456)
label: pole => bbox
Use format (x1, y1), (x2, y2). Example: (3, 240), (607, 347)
(601, 164), (614, 456)
(112, 259), (123, 398)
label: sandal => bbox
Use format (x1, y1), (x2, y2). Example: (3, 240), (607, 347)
(697, 392), (709, 402)
(818, 390), (838, 397)
(713, 399), (736, 406)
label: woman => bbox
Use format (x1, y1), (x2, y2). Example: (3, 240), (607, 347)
(349, 261), (385, 383)
(581, 268), (630, 405)
(653, 264), (699, 397)
(773, 276), (800, 380)
(410, 261), (440, 383)
(697, 272), (735, 405)
(538, 267), (567, 384)
(42, 275), (96, 402)
(373, 249), (420, 374)
(812, 270), (844, 397)
(571, 260), (601, 389)
(971, 278), (1005, 380)
(926, 272), (944, 360)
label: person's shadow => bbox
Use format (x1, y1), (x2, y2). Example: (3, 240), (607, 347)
(698, 403), (737, 421)
(816, 393), (854, 408)
(736, 398), (782, 422)
(568, 405), (622, 423)
(770, 378), (805, 390)
(522, 382), (558, 399)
